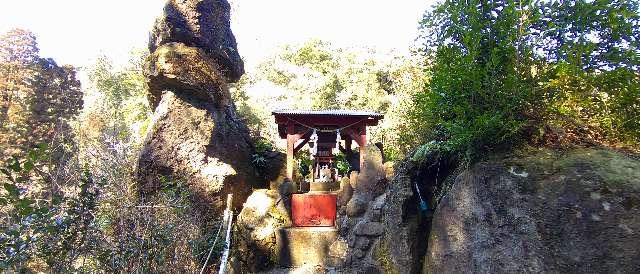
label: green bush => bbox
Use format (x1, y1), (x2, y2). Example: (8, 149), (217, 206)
(414, 0), (640, 161)
(543, 64), (640, 143)
(334, 153), (351, 176)
(415, 0), (539, 160)
(0, 144), (102, 272)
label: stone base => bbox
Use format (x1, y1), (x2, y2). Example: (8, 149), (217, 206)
(276, 227), (338, 267)
(310, 181), (339, 191)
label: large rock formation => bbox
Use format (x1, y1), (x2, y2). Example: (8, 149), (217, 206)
(137, 0), (259, 214)
(424, 148), (640, 273)
(145, 42), (230, 108)
(230, 144), (640, 273)
(150, 0), (244, 82)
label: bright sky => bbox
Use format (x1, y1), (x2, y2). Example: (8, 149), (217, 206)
(0, 0), (435, 70)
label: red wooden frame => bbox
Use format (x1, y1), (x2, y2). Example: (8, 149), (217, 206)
(272, 110), (383, 180)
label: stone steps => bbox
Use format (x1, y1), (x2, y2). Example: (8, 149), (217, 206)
(275, 227), (341, 267)
(257, 265), (340, 274)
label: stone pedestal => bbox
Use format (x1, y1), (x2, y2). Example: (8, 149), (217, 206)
(309, 181), (339, 191)
(276, 227), (338, 267)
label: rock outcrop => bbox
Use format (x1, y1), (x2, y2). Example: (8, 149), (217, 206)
(145, 42), (230, 108)
(424, 148), (640, 274)
(329, 145), (401, 272)
(230, 143), (640, 274)
(231, 190), (291, 272)
(379, 160), (432, 274)
(136, 0), (260, 214)
(355, 145), (387, 200)
(149, 0), (244, 82)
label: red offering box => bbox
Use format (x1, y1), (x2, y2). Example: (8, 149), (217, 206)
(291, 193), (337, 227)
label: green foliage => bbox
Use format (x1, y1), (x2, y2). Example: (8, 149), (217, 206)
(254, 138), (275, 154)
(0, 28), (82, 173)
(94, 174), (213, 273)
(532, 1), (640, 144)
(334, 153), (351, 176)
(416, 0), (539, 158)
(77, 51), (212, 272)
(234, 40), (427, 160)
(296, 152), (313, 177)
(82, 51), (151, 145)
(542, 63), (640, 142)
(1, 144), (102, 272)
(1, 31), (219, 272)
(251, 138), (274, 177)
(414, 0), (640, 161)
(534, 0), (640, 71)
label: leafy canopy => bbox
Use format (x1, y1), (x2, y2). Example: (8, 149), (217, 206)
(414, 0), (640, 160)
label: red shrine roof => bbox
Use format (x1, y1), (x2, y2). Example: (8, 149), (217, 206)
(272, 109), (384, 139)
(272, 109), (384, 118)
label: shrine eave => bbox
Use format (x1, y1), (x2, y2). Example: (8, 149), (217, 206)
(272, 109), (384, 126)
(272, 109), (384, 118)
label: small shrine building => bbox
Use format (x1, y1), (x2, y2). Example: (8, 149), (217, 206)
(271, 109), (385, 263)
(272, 109), (384, 181)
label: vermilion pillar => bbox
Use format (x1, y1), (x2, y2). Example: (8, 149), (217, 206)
(286, 121), (297, 179)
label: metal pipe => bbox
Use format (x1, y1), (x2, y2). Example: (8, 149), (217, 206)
(218, 194), (233, 274)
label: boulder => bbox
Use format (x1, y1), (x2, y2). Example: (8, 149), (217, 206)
(145, 42), (230, 108)
(136, 91), (256, 212)
(354, 237), (371, 250)
(356, 264), (383, 274)
(380, 160), (428, 274)
(424, 148), (640, 274)
(356, 145), (387, 199)
(149, 0), (243, 81)
(354, 221), (384, 236)
(346, 194), (368, 217)
(336, 176), (353, 207)
(365, 193), (386, 222)
(231, 189), (291, 273)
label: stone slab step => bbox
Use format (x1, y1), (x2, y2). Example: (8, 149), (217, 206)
(257, 265), (340, 274)
(275, 227), (339, 267)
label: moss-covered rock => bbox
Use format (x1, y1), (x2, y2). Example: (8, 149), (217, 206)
(230, 189), (291, 273)
(138, 0), (261, 219)
(424, 148), (640, 273)
(145, 42), (229, 108)
(149, 0), (244, 82)
(136, 91), (257, 214)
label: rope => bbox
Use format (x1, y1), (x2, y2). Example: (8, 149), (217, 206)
(435, 158), (441, 189)
(199, 220), (224, 274)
